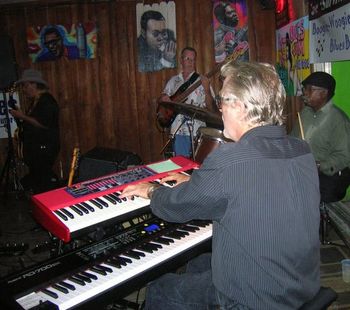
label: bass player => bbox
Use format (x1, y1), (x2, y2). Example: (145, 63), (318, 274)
(157, 47), (216, 158)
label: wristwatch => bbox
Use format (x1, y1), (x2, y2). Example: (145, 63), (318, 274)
(147, 184), (159, 199)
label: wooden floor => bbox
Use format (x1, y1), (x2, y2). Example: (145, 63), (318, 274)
(0, 191), (349, 309)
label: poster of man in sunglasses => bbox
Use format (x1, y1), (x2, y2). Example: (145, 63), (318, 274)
(137, 3), (176, 73)
(36, 25), (80, 62)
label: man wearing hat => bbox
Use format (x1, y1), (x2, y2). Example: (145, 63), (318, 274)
(291, 71), (350, 202)
(9, 69), (60, 194)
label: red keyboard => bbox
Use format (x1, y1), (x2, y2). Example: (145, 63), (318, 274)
(32, 156), (199, 242)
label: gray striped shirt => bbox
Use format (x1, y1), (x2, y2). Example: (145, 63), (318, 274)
(151, 125), (320, 309)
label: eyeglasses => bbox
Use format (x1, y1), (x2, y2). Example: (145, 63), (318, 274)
(182, 56), (196, 62)
(151, 30), (168, 38)
(301, 85), (327, 94)
(44, 38), (61, 48)
(215, 94), (237, 109)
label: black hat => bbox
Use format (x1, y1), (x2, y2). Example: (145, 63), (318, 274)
(302, 72), (336, 98)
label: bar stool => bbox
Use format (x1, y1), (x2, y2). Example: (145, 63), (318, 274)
(299, 287), (337, 309)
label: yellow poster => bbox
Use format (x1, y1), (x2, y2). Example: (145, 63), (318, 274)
(276, 16), (311, 96)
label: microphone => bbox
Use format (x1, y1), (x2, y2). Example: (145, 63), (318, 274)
(8, 93), (18, 110)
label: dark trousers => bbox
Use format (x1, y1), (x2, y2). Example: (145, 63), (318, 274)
(144, 253), (249, 310)
(319, 167), (350, 202)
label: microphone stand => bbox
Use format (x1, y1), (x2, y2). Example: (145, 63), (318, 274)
(159, 116), (188, 158)
(185, 113), (196, 161)
(0, 90), (23, 200)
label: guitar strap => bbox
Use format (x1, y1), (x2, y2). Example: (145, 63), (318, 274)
(174, 72), (200, 97)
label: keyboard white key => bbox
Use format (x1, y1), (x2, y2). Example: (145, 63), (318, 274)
(53, 195), (150, 233)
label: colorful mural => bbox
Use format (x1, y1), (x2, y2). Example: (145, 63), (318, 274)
(276, 16), (310, 96)
(27, 22), (97, 63)
(213, 0), (249, 63)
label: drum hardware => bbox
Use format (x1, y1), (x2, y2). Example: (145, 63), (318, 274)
(159, 114), (197, 160)
(194, 127), (233, 164)
(158, 100), (223, 127)
(158, 101), (223, 160)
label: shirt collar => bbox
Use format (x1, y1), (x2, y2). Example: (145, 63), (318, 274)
(240, 125), (286, 141)
(180, 71), (195, 81)
(305, 100), (332, 115)
(318, 100), (332, 113)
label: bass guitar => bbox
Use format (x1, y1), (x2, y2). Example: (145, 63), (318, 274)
(156, 42), (249, 129)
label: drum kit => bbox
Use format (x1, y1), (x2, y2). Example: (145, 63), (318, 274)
(158, 101), (233, 163)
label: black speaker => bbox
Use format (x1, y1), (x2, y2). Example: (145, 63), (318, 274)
(77, 147), (143, 182)
(0, 35), (18, 90)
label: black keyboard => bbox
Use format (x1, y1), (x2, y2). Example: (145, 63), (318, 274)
(0, 215), (212, 310)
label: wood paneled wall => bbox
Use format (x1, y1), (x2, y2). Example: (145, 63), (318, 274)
(0, 0), (276, 180)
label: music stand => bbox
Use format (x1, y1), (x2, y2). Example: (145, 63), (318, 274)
(0, 90), (23, 199)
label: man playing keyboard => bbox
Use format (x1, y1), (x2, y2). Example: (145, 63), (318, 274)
(121, 61), (320, 309)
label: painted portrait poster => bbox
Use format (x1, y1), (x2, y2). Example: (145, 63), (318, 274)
(27, 22), (97, 63)
(213, 0), (249, 63)
(276, 16), (310, 96)
(136, 1), (176, 73)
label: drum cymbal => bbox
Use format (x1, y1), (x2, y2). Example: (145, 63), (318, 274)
(159, 101), (223, 126)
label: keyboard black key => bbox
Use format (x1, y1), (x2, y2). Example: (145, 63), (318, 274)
(52, 284), (69, 294)
(59, 281), (76, 291)
(74, 273), (92, 283)
(165, 231), (186, 239)
(42, 288), (58, 299)
(103, 195), (117, 205)
(90, 199), (104, 209)
(70, 205), (84, 216)
(81, 271), (98, 280)
(186, 224), (200, 231)
(109, 192), (122, 203)
(155, 237), (174, 245)
(131, 249), (146, 257)
(179, 225), (198, 233)
(175, 229), (190, 236)
(124, 249), (145, 259)
(81, 202), (95, 212)
(91, 266), (107, 276)
(95, 197), (109, 208)
(138, 242), (161, 253)
(148, 242), (162, 249)
(69, 276), (86, 286)
(106, 258), (122, 268)
(61, 209), (74, 219)
(136, 244), (154, 253)
(113, 256), (132, 265)
(76, 203), (89, 214)
(116, 191), (127, 201)
(99, 265), (113, 273)
(54, 210), (68, 221)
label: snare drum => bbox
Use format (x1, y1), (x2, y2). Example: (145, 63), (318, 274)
(194, 127), (232, 163)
